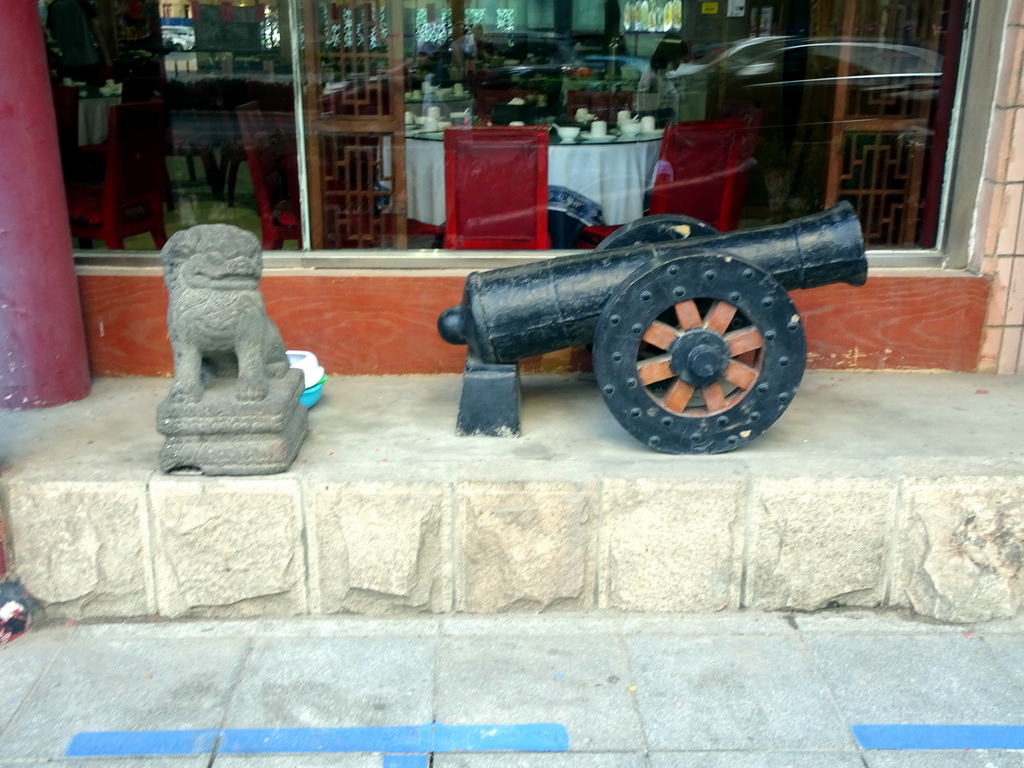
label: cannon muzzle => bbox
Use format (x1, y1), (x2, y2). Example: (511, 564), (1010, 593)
(439, 202), (866, 364)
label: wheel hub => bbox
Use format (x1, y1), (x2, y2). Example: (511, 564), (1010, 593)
(670, 329), (730, 387)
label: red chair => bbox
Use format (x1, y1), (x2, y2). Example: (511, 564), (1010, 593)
(236, 101), (302, 249)
(577, 118), (754, 247)
(443, 126), (550, 250)
(66, 101), (168, 250)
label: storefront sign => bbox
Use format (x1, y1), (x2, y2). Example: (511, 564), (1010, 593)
(701, 2), (719, 14)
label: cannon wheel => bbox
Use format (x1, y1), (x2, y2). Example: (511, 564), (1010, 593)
(594, 214), (719, 252)
(592, 252), (807, 454)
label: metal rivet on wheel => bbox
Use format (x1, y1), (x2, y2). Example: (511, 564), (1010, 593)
(716, 415), (728, 426)
(743, 268), (754, 278)
(611, 352), (623, 363)
(673, 286), (685, 297)
(765, 330), (776, 341)
(668, 264), (679, 275)
(661, 416), (673, 427)
(727, 435), (739, 445)
(778, 392), (790, 403)
(730, 292), (741, 302)
(603, 385), (615, 395)
(630, 407), (641, 418)
(750, 411), (760, 422)
(631, 323), (642, 334)
(779, 356), (789, 366)
(641, 291), (652, 301)
(610, 315), (621, 325)
(648, 436), (661, 446)
(788, 322), (799, 331)
(757, 383), (769, 394)
(626, 377), (638, 388)
(704, 270), (716, 280)
(690, 432), (701, 441)
(762, 297), (773, 307)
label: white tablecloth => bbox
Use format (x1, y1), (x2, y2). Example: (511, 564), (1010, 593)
(78, 95), (120, 145)
(405, 134), (662, 228)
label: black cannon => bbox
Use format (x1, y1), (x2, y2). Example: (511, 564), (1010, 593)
(438, 202), (867, 454)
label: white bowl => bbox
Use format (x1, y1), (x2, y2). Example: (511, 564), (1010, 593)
(555, 125), (581, 141)
(286, 350), (325, 389)
(619, 121), (642, 138)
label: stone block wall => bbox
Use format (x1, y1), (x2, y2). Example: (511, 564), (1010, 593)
(4, 466), (1024, 623)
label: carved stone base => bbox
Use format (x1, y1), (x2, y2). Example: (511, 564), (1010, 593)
(157, 370), (308, 475)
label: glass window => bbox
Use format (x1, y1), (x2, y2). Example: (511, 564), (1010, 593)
(48, 0), (962, 253)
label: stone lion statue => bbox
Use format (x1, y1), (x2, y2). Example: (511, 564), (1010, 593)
(161, 224), (289, 403)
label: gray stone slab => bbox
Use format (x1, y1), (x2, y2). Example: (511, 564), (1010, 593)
(149, 476), (307, 618)
(625, 634), (851, 751)
(977, 634), (1024, 691)
(212, 758), (379, 767)
(435, 635), (644, 752)
(0, 627), (72, 732)
(618, 613), (795, 635)
(434, 755), (647, 767)
(307, 480), (452, 614)
(31, 760), (209, 767)
(793, 611), (977, 634)
(440, 615), (616, 636)
(226, 636), (435, 729)
(863, 752), (1024, 767)
(72, 618), (442, 640)
(601, 477), (746, 612)
(805, 634), (1024, 723)
(0, 636), (249, 761)
(648, 753), (865, 767)
(455, 480), (597, 612)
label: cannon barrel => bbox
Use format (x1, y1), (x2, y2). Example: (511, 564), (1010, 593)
(438, 202), (866, 365)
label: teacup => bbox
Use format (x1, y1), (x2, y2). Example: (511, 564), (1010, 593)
(590, 120), (608, 138)
(422, 116), (440, 132)
(640, 115), (657, 133)
(427, 105), (442, 119)
(617, 110), (632, 125)
(453, 83), (465, 96)
(619, 120), (641, 138)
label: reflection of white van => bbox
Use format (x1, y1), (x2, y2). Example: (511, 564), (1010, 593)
(161, 25), (195, 52)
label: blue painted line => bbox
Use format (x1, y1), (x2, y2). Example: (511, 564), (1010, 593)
(66, 729), (220, 757)
(854, 725), (1024, 750)
(66, 722), (569, 757)
(434, 722), (569, 752)
(219, 725), (432, 754)
(383, 756), (430, 768)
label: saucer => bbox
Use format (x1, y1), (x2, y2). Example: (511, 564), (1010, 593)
(639, 129), (665, 138)
(581, 133), (617, 142)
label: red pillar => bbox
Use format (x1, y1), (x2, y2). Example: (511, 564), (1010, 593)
(0, 0), (91, 408)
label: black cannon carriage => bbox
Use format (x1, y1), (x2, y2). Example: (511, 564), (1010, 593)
(438, 202), (868, 454)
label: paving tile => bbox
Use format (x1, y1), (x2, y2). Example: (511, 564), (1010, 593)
(625, 634), (850, 751)
(793, 612), (972, 635)
(0, 636), (249, 761)
(863, 752), (1023, 767)
(27, 760), (209, 767)
(648, 753), (865, 767)
(977, 634), (1024, 690)
(435, 635), (643, 752)
(440, 615), (617, 636)
(434, 754), (646, 767)
(212, 758), (380, 767)
(226, 637), (435, 729)
(0, 627), (71, 733)
(619, 613), (794, 636)
(805, 635), (1024, 724)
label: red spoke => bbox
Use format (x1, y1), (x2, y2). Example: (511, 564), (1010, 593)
(643, 320), (680, 350)
(663, 379), (695, 413)
(723, 360), (758, 390)
(637, 355), (674, 385)
(702, 382), (728, 413)
(705, 301), (738, 333)
(674, 300), (703, 330)
(725, 327), (764, 356)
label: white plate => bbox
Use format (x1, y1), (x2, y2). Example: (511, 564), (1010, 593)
(580, 133), (617, 142)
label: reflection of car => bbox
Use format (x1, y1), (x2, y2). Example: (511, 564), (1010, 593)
(577, 54), (650, 80)
(676, 36), (942, 101)
(161, 25), (195, 52)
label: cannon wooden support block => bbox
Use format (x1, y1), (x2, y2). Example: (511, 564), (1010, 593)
(456, 355), (521, 438)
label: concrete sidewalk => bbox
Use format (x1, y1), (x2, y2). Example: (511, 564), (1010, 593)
(2, 611), (1024, 766)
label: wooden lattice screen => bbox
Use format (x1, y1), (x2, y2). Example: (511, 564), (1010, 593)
(303, 0), (407, 249)
(818, 0), (945, 246)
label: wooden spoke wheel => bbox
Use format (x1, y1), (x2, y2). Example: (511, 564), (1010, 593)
(593, 252), (807, 454)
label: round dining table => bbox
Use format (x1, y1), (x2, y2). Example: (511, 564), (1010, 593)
(404, 129), (663, 247)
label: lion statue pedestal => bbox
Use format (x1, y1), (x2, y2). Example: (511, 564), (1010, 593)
(156, 224), (308, 475)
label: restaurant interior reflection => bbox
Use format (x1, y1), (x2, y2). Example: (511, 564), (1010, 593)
(43, 0), (963, 253)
